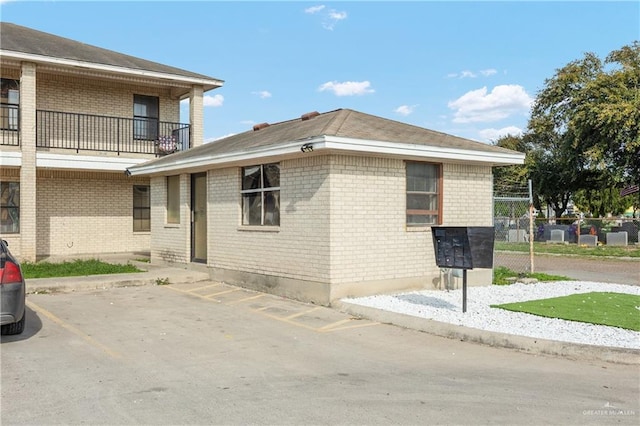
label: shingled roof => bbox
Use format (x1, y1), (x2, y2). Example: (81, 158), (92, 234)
(0, 22), (223, 92)
(127, 109), (525, 176)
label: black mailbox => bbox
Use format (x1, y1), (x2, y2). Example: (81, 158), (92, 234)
(431, 226), (494, 269)
(431, 226), (495, 313)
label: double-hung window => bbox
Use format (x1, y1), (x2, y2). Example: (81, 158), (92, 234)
(133, 94), (159, 140)
(133, 185), (150, 232)
(406, 162), (442, 226)
(0, 182), (20, 233)
(241, 164), (280, 226)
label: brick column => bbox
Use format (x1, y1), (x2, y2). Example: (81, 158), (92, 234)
(19, 62), (37, 261)
(189, 85), (204, 148)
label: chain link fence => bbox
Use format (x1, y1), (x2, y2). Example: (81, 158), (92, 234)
(494, 186), (534, 274)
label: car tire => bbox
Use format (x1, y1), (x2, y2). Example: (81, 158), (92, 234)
(1, 311), (25, 335)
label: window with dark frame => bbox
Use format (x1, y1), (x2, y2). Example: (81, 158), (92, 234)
(0, 181), (20, 234)
(1, 78), (19, 131)
(133, 94), (159, 140)
(133, 185), (150, 232)
(241, 163), (280, 226)
(406, 162), (442, 226)
(166, 175), (180, 224)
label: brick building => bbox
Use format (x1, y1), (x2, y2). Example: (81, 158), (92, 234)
(127, 109), (525, 305)
(0, 22), (223, 261)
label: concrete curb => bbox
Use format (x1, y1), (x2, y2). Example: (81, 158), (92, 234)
(333, 301), (640, 365)
(26, 268), (210, 294)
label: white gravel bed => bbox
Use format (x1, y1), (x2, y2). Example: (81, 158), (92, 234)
(342, 281), (640, 349)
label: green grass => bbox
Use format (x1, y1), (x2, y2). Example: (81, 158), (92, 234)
(491, 292), (640, 331)
(22, 259), (143, 279)
(495, 241), (640, 258)
(493, 266), (572, 285)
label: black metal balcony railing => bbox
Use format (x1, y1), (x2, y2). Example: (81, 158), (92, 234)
(0, 109), (191, 155)
(0, 104), (20, 146)
(36, 110), (190, 156)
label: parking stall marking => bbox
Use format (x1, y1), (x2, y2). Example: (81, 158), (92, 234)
(26, 300), (122, 359)
(163, 282), (381, 333)
(203, 288), (241, 298)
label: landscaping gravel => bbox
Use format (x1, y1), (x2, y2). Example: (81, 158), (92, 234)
(342, 281), (640, 350)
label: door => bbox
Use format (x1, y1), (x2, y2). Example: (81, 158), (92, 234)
(191, 173), (207, 263)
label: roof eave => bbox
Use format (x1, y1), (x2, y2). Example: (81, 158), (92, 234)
(127, 135), (524, 177)
(0, 50), (224, 91)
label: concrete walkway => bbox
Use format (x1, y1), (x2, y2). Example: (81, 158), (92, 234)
(25, 258), (639, 365)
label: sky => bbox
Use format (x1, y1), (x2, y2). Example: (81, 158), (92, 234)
(1, 1), (638, 144)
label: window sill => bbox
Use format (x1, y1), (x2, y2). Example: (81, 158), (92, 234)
(164, 223), (180, 228)
(237, 225), (280, 232)
(406, 226), (431, 232)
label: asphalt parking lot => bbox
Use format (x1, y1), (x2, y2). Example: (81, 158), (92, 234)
(2, 281), (638, 425)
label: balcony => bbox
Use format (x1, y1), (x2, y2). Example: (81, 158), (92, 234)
(0, 107), (190, 157)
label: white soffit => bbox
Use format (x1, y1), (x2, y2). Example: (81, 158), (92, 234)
(320, 136), (526, 165)
(37, 153), (147, 171)
(127, 135), (525, 176)
(2, 51), (224, 89)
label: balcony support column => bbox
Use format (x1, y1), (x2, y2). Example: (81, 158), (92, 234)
(189, 85), (204, 148)
(19, 62), (37, 262)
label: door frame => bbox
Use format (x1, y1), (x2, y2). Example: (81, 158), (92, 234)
(190, 172), (207, 263)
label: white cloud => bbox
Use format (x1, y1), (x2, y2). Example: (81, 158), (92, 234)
(395, 105), (418, 116)
(323, 9), (348, 30)
(305, 4), (347, 30)
(478, 126), (524, 141)
(305, 5), (325, 14)
(447, 69), (498, 79)
(252, 90), (272, 99)
(318, 80), (374, 96)
(203, 94), (224, 107)
(480, 68), (497, 77)
(448, 85), (533, 123)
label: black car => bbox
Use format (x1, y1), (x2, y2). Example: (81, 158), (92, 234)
(0, 239), (25, 335)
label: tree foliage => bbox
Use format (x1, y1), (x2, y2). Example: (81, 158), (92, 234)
(518, 42), (640, 217)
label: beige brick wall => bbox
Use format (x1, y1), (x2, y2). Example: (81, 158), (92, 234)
(148, 154), (495, 298)
(442, 163), (493, 226)
(35, 170), (150, 257)
(150, 174), (191, 264)
(327, 155), (436, 285)
(36, 73), (180, 122)
(207, 157), (331, 282)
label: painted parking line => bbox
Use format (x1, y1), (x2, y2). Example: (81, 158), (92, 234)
(283, 307), (322, 320)
(204, 288), (241, 298)
(26, 300), (122, 359)
(164, 283), (381, 333)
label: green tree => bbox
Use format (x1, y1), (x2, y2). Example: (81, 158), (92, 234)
(526, 42), (640, 217)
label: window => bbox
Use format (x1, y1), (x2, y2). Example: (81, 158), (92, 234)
(1, 78), (19, 131)
(133, 185), (150, 232)
(0, 182), (20, 234)
(166, 176), (180, 224)
(406, 162), (441, 226)
(133, 94), (159, 140)
(241, 163), (280, 226)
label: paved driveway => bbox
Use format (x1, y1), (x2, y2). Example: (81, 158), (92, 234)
(2, 282), (638, 425)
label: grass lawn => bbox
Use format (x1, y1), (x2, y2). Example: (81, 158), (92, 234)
(22, 259), (143, 279)
(493, 266), (572, 285)
(491, 292), (640, 331)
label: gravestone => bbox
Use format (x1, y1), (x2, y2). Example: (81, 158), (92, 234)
(549, 229), (565, 243)
(606, 231), (628, 246)
(508, 229), (528, 243)
(578, 234), (598, 246)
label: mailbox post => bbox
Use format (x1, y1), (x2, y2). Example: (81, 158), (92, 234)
(431, 226), (495, 312)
